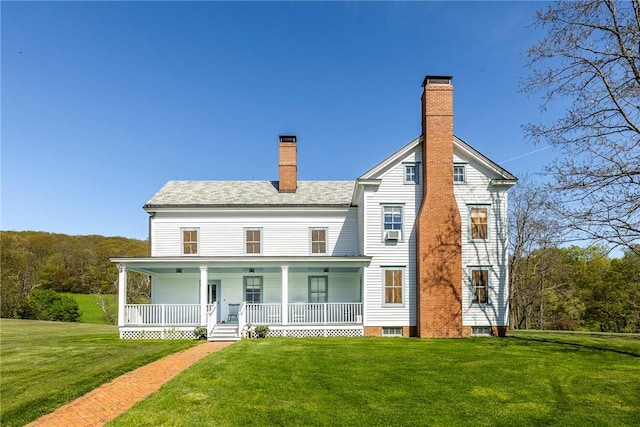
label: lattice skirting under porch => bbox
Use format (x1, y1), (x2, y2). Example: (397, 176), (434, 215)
(120, 328), (196, 340)
(267, 328), (364, 338)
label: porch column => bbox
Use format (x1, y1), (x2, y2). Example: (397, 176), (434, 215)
(117, 265), (127, 327)
(200, 266), (208, 326)
(281, 265), (289, 325)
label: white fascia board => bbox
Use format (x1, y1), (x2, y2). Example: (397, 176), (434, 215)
(111, 255), (373, 269)
(351, 179), (382, 205)
(358, 136), (422, 180)
(144, 206), (356, 215)
(454, 136), (517, 182)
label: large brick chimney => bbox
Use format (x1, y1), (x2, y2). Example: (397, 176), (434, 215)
(278, 135), (297, 193)
(416, 76), (463, 337)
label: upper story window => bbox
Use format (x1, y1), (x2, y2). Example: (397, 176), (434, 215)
(181, 228), (199, 255)
(245, 228), (262, 254)
(310, 228), (327, 254)
(404, 163), (420, 184)
(469, 206), (489, 241)
(383, 267), (404, 305)
(382, 205), (404, 241)
(454, 164), (466, 184)
(471, 267), (490, 305)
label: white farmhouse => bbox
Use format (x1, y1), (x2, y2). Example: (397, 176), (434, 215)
(112, 75), (516, 340)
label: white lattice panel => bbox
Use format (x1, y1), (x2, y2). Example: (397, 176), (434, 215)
(120, 330), (195, 340)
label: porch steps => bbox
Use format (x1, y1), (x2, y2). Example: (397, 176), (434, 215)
(208, 324), (240, 342)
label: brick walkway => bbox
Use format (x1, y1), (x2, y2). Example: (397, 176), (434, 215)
(26, 341), (234, 427)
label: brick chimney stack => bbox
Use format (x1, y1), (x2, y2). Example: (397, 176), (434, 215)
(416, 76), (464, 337)
(278, 135), (297, 193)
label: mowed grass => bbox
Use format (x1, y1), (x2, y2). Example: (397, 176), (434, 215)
(112, 332), (640, 427)
(63, 292), (118, 324)
(0, 319), (198, 427)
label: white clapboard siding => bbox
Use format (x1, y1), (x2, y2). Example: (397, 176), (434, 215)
(361, 146), (420, 327)
(150, 209), (359, 257)
(454, 151), (510, 326)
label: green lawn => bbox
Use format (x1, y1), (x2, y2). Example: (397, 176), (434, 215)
(0, 319), (198, 427)
(111, 332), (640, 426)
(62, 292), (118, 324)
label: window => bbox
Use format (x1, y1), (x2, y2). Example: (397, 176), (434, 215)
(308, 276), (328, 303)
(181, 228), (198, 255)
(244, 276), (263, 303)
(469, 206), (489, 240)
(383, 205), (403, 230)
(310, 228), (327, 254)
(382, 205), (403, 241)
(383, 268), (403, 305)
(245, 228), (262, 254)
(382, 327), (403, 337)
(454, 164), (466, 184)
(471, 268), (490, 304)
(404, 163), (420, 184)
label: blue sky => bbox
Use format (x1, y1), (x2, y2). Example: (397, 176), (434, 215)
(2, 1), (553, 240)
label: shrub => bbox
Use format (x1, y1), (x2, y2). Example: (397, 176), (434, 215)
(23, 289), (81, 322)
(254, 325), (269, 338)
(194, 326), (208, 340)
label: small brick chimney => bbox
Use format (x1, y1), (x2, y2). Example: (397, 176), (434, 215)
(416, 76), (463, 337)
(278, 135), (297, 193)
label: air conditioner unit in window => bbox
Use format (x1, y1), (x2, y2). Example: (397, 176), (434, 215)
(386, 230), (401, 241)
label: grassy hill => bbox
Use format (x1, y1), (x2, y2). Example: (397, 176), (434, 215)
(62, 292), (118, 324)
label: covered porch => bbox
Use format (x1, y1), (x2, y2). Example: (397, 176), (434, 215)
(110, 256), (370, 340)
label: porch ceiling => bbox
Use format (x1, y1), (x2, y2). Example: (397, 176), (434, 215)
(111, 255), (371, 275)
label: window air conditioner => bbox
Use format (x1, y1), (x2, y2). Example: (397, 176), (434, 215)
(386, 230), (401, 241)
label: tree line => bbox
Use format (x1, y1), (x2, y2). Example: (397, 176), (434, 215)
(0, 231), (148, 319)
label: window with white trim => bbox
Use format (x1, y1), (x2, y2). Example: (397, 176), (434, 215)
(244, 276), (263, 303)
(454, 164), (466, 184)
(471, 268), (490, 305)
(404, 163), (420, 184)
(382, 205), (403, 231)
(181, 228), (199, 255)
(245, 228), (262, 254)
(469, 206), (489, 240)
(310, 228), (327, 254)
(308, 276), (328, 303)
(383, 268), (404, 305)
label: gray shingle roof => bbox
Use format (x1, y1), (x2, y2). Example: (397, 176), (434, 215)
(144, 180), (356, 208)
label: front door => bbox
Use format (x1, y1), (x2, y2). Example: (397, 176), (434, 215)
(208, 280), (221, 322)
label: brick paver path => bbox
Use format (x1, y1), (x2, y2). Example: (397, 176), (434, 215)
(26, 341), (234, 427)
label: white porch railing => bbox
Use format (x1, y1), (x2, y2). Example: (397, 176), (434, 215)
(124, 304), (200, 326)
(288, 303), (363, 324)
(123, 302), (363, 327)
(245, 303), (282, 324)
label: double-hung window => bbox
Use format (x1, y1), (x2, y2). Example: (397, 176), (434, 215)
(469, 206), (489, 241)
(308, 276), (328, 303)
(454, 164), (466, 184)
(470, 268), (490, 305)
(245, 228), (262, 254)
(181, 228), (199, 255)
(382, 205), (403, 241)
(383, 268), (404, 305)
(244, 276), (263, 303)
(404, 163), (420, 184)
(310, 228), (327, 254)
